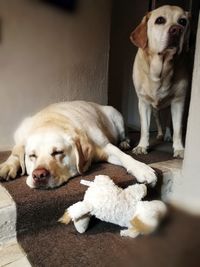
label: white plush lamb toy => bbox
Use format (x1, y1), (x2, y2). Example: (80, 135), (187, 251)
(59, 175), (167, 238)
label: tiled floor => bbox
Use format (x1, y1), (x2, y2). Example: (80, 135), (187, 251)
(0, 239), (31, 267)
(0, 185), (16, 246)
(0, 184), (31, 266)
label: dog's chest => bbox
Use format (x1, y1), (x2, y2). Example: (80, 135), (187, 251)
(152, 83), (173, 109)
(143, 56), (175, 109)
(142, 79), (173, 109)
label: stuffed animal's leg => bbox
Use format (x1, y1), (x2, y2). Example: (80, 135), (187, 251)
(74, 216), (91, 233)
(67, 201), (91, 221)
(120, 228), (140, 238)
(130, 201), (167, 235)
(58, 211), (91, 233)
(59, 201), (91, 232)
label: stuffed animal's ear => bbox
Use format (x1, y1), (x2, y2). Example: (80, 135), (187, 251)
(74, 136), (93, 174)
(130, 13), (150, 49)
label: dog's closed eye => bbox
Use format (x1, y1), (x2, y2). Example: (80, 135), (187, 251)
(29, 154), (37, 159)
(51, 150), (64, 157)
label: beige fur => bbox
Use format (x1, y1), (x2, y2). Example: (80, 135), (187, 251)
(0, 101), (157, 189)
(130, 5), (190, 158)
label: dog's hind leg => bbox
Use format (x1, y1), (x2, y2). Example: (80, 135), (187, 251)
(119, 137), (131, 151)
(153, 109), (163, 140)
(114, 115), (130, 150)
(102, 105), (130, 150)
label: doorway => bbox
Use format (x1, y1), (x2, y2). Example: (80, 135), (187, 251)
(108, 0), (199, 154)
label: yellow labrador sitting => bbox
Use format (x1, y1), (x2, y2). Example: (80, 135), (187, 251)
(0, 101), (156, 189)
(130, 5), (190, 158)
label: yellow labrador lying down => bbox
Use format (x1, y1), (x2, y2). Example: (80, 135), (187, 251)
(0, 101), (156, 189)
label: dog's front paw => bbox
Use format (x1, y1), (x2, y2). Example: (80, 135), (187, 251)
(132, 146), (148, 155)
(0, 162), (18, 180)
(173, 149), (184, 159)
(128, 162), (157, 186)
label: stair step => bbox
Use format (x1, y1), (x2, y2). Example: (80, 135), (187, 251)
(2, 163), (136, 234)
(0, 185), (16, 245)
(0, 239), (31, 267)
(0, 150), (174, 243)
(17, 205), (200, 267)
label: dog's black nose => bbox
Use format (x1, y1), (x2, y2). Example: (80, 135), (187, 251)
(169, 25), (183, 36)
(32, 168), (50, 182)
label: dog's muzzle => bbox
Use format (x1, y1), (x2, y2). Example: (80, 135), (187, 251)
(32, 167), (50, 187)
(167, 25), (183, 48)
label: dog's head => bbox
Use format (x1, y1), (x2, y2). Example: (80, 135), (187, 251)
(25, 127), (92, 189)
(130, 5), (190, 54)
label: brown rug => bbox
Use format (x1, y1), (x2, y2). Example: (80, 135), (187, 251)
(18, 206), (200, 267)
(1, 150), (171, 233)
(1, 149), (200, 267)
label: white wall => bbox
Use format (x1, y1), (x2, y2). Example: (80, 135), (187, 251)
(0, 0), (111, 149)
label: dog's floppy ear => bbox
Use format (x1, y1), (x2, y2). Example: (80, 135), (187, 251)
(12, 144), (25, 175)
(74, 135), (93, 174)
(130, 13), (150, 49)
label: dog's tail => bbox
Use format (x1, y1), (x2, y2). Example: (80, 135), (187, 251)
(80, 179), (93, 187)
